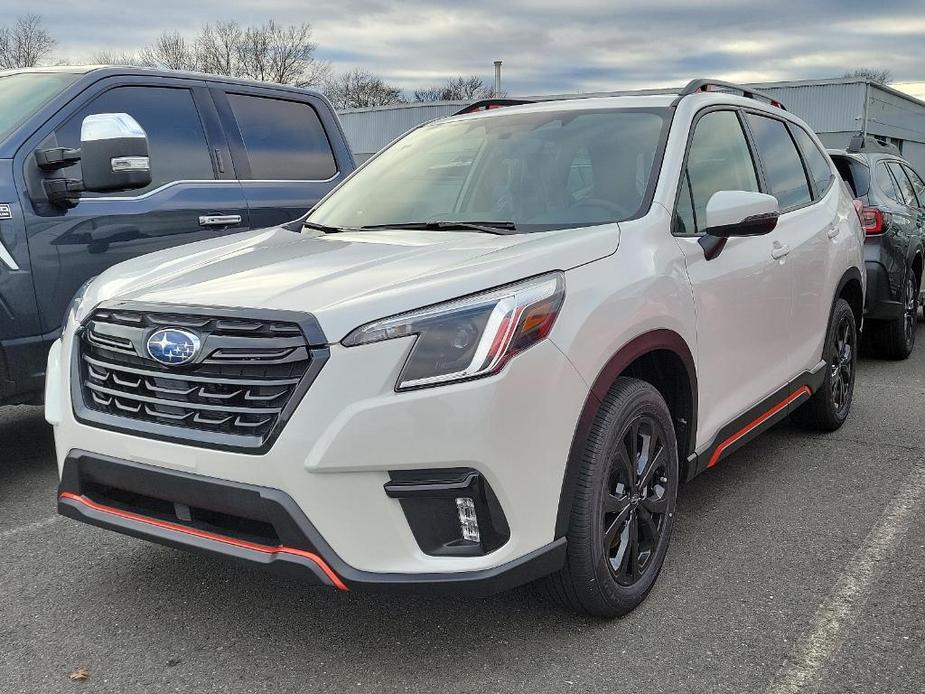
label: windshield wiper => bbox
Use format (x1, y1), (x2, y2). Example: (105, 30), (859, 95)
(359, 220), (519, 235)
(302, 220), (361, 234)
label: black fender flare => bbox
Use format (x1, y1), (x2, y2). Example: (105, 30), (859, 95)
(553, 329), (697, 538)
(834, 265), (865, 326)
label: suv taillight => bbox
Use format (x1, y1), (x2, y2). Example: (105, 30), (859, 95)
(859, 206), (885, 235)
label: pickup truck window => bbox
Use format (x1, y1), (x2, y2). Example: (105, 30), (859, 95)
(226, 94), (337, 181)
(53, 86), (214, 196)
(0, 72), (80, 142)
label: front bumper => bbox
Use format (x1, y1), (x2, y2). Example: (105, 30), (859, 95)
(57, 452), (566, 594)
(47, 323), (588, 584)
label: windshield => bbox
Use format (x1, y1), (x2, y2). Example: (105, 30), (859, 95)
(308, 107), (670, 232)
(0, 72), (81, 143)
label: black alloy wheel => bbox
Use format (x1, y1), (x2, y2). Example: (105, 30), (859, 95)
(870, 269), (918, 360)
(603, 415), (671, 586)
(540, 377), (679, 618)
(791, 297), (857, 431)
(902, 274), (919, 349)
(830, 313), (855, 417)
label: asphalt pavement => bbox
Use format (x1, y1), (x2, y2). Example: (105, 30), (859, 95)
(2, 333), (924, 693)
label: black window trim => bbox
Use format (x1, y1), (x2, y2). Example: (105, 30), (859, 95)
(47, 82), (220, 201)
(874, 160), (902, 203)
(900, 163), (925, 208)
(885, 160), (921, 208)
(739, 108), (817, 215)
(785, 121), (836, 202)
(671, 105), (763, 237)
(221, 89), (340, 183)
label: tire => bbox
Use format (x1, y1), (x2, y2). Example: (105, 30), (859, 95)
(791, 298), (857, 431)
(539, 377), (679, 618)
(870, 267), (919, 360)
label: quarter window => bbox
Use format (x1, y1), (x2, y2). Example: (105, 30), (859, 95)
(53, 86), (214, 196)
(227, 94), (337, 180)
(791, 126), (834, 197)
(874, 162), (901, 203)
(902, 165), (925, 208)
(676, 110), (759, 235)
(887, 162), (920, 207)
(743, 113), (812, 208)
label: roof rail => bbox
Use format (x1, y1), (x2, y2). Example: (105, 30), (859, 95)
(846, 133), (902, 156)
(672, 79), (786, 110)
(453, 98), (535, 116)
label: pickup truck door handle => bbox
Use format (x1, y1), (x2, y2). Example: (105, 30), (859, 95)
(771, 242), (791, 260)
(199, 214), (242, 227)
(826, 225), (840, 239)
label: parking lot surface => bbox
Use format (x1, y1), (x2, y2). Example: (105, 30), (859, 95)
(2, 343), (924, 694)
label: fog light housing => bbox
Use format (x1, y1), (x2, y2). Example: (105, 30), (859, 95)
(456, 497), (480, 543)
(384, 469), (510, 557)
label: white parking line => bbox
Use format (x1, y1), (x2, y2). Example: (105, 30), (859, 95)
(767, 463), (925, 694)
(0, 515), (60, 539)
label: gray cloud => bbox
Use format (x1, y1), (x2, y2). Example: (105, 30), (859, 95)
(3, 1), (925, 97)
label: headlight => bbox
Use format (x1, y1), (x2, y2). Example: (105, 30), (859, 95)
(63, 277), (96, 329)
(343, 273), (565, 390)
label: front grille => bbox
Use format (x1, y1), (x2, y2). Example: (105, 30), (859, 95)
(74, 306), (325, 451)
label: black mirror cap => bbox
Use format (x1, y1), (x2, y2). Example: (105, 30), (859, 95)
(703, 211), (779, 239)
(80, 136), (152, 193)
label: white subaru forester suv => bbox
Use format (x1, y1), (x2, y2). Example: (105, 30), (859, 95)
(47, 80), (865, 617)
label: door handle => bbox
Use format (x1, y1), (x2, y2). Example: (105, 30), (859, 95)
(771, 243), (791, 260)
(199, 214), (242, 227)
(826, 225), (840, 239)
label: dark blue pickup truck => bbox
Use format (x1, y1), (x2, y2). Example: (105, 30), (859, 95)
(0, 66), (355, 405)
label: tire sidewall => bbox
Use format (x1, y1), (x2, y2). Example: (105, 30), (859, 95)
(822, 299), (858, 425)
(583, 384), (679, 608)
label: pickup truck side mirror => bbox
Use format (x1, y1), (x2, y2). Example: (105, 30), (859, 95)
(80, 113), (151, 193)
(699, 190), (780, 260)
(35, 113), (152, 208)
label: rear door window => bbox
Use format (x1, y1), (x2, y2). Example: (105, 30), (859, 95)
(743, 113), (812, 209)
(53, 85), (215, 196)
(887, 162), (920, 207)
(226, 94), (337, 180)
(791, 126), (834, 197)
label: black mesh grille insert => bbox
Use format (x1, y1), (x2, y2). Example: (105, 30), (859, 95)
(76, 308), (316, 448)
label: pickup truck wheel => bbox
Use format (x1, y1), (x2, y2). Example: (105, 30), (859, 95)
(539, 378), (678, 618)
(871, 270), (918, 360)
(791, 298), (857, 431)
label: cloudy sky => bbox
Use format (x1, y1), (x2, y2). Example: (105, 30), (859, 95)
(3, 0), (925, 99)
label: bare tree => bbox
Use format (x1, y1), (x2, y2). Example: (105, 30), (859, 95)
(91, 20), (329, 86)
(234, 20), (329, 86)
(139, 31), (198, 71)
(196, 20), (242, 76)
(844, 68), (892, 84)
(413, 75), (494, 102)
(324, 68), (405, 109)
(0, 14), (55, 69)
(90, 50), (154, 67)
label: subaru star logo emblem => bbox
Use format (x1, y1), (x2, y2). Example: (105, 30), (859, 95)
(146, 328), (201, 366)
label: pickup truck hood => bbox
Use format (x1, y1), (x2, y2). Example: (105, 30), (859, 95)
(88, 224), (619, 342)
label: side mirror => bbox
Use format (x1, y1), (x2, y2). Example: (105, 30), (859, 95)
(79, 113), (151, 193)
(699, 191), (780, 260)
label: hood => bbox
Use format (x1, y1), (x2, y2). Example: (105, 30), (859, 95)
(87, 224), (619, 342)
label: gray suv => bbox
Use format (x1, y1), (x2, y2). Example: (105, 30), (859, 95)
(829, 137), (925, 359)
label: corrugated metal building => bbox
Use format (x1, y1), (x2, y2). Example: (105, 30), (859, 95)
(338, 78), (925, 170)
